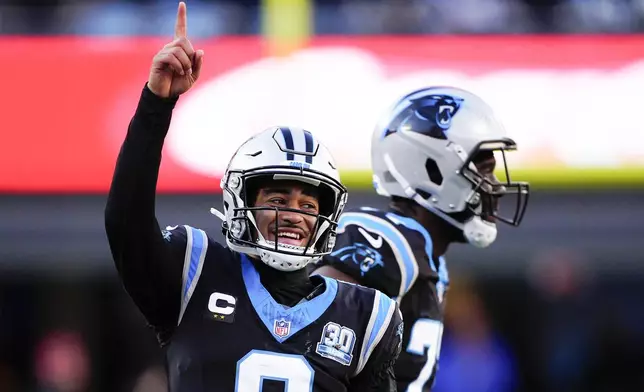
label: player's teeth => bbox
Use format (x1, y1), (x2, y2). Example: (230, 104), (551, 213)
(278, 232), (300, 239)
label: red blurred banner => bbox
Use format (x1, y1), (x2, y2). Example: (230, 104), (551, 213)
(1, 36), (643, 193)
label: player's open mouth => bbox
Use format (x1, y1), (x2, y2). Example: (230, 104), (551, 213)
(270, 229), (307, 247)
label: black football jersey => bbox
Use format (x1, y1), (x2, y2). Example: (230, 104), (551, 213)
(161, 225), (403, 392)
(313, 207), (450, 392)
(105, 85), (403, 392)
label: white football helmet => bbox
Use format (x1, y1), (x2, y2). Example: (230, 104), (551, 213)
(211, 126), (348, 271)
(372, 86), (529, 248)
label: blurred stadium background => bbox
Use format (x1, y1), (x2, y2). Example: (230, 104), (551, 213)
(1, 0), (643, 391)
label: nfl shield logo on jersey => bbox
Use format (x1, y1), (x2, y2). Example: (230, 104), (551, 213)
(273, 319), (291, 337)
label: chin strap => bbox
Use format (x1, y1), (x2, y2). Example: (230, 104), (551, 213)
(210, 208), (226, 221)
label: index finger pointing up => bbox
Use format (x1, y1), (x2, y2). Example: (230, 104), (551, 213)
(174, 2), (187, 39)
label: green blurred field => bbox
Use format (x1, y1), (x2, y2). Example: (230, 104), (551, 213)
(340, 167), (644, 190)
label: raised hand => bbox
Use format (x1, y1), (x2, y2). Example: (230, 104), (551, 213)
(147, 2), (205, 98)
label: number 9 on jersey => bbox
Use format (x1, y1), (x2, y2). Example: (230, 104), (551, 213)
(236, 350), (314, 392)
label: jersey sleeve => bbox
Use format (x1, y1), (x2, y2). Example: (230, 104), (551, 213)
(317, 211), (421, 299)
(349, 291), (404, 391)
(104, 84), (187, 330)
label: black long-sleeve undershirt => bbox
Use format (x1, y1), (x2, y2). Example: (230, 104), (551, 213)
(104, 84), (184, 330)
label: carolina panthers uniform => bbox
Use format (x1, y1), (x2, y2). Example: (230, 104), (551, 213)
(313, 207), (449, 392)
(163, 225), (403, 391)
(105, 85), (403, 392)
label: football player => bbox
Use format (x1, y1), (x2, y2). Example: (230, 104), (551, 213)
(104, 3), (403, 391)
(311, 86), (530, 391)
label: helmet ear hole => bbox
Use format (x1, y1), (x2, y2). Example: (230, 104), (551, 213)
(425, 158), (443, 185)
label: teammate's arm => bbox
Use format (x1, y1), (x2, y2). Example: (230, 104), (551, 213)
(350, 305), (404, 391)
(104, 2), (205, 329)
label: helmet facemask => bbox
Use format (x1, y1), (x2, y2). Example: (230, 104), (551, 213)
(459, 140), (530, 228)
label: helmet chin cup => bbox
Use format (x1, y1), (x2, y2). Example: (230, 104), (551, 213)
(463, 216), (497, 248)
(258, 247), (320, 272)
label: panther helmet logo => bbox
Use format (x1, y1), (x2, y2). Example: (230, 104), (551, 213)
(412, 94), (464, 130)
(385, 94), (465, 140)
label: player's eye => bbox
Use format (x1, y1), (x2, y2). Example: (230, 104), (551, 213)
(300, 201), (319, 212)
(268, 198), (286, 205)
